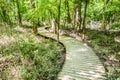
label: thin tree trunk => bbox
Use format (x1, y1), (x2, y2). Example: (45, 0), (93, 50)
(74, 0), (82, 32)
(65, 0), (71, 23)
(78, 0), (82, 31)
(30, 0), (38, 35)
(33, 24), (38, 34)
(102, 0), (110, 31)
(73, 7), (76, 31)
(82, 0), (88, 32)
(51, 19), (57, 34)
(73, 5), (79, 32)
(57, 0), (61, 42)
(75, 7), (79, 31)
(82, 0), (89, 40)
(16, 0), (22, 25)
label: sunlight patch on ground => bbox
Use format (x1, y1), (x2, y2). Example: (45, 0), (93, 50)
(96, 65), (105, 73)
(77, 70), (104, 80)
(77, 48), (88, 52)
(14, 26), (27, 33)
(19, 34), (29, 42)
(83, 43), (88, 46)
(0, 36), (15, 48)
(86, 63), (105, 73)
(7, 66), (23, 80)
(66, 54), (72, 60)
(115, 37), (120, 43)
(59, 75), (74, 80)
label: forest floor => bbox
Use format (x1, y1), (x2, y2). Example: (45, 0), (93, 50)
(0, 25), (65, 80)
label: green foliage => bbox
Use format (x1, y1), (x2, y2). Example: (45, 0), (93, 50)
(88, 0), (120, 23)
(20, 39), (64, 80)
(110, 22), (120, 29)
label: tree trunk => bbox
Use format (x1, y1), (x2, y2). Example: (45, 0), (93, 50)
(51, 19), (57, 34)
(82, 0), (89, 40)
(101, 0), (110, 31)
(57, 0), (61, 42)
(73, 0), (82, 32)
(82, 0), (88, 32)
(73, 8), (76, 31)
(75, 7), (79, 31)
(30, 0), (38, 35)
(16, 0), (22, 25)
(65, 0), (71, 23)
(33, 24), (38, 35)
(78, 0), (82, 31)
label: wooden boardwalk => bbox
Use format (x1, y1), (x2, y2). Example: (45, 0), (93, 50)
(39, 28), (106, 80)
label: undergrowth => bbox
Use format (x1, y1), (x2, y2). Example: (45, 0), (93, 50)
(0, 26), (65, 80)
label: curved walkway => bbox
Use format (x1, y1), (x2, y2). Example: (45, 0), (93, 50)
(39, 28), (106, 80)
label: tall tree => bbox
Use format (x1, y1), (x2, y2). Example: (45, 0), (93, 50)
(74, 0), (82, 32)
(65, 0), (71, 23)
(82, 0), (89, 40)
(30, 0), (38, 35)
(78, 0), (82, 31)
(101, 0), (110, 30)
(16, 0), (22, 25)
(57, 0), (61, 42)
(82, 0), (89, 32)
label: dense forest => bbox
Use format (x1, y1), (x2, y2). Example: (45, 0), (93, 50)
(0, 0), (120, 80)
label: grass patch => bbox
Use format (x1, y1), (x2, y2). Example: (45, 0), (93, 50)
(0, 26), (65, 80)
